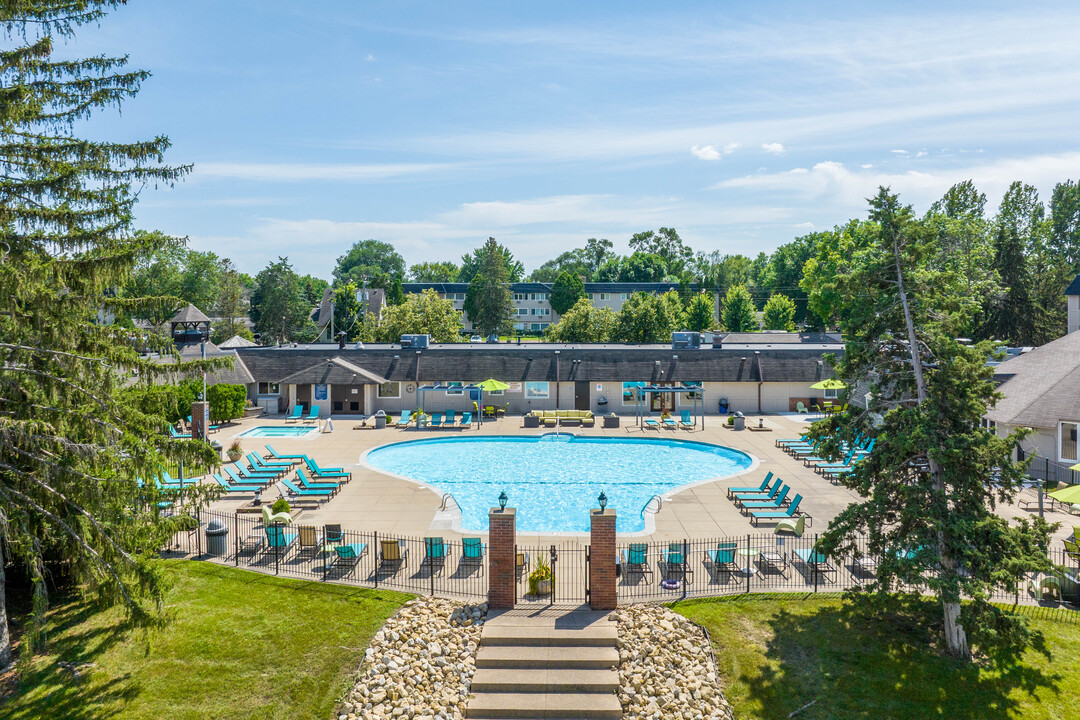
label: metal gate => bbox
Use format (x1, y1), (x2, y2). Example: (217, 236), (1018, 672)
(517, 543), (590, 605)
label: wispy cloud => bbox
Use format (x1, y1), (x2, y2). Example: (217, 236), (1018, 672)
(691, 145), (722, 161)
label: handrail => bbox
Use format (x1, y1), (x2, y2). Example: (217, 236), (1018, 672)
(641, 494), (663, 515)
(439, 493), (459, 512)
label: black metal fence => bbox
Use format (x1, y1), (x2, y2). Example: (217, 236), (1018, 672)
(173, 508), (488, 600)
(1025, 456), (1080, 488)
(515, 543), (590, 605)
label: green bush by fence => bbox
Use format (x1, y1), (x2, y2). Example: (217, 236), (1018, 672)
(207, 383), (246, 423)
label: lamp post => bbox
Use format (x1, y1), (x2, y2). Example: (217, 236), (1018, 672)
(498, 491), (508, 511)
(598, 491), (607, 511)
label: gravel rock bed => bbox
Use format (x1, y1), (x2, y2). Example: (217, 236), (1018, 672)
(613, 604), (735, 720)
(337, 597), (487, 720)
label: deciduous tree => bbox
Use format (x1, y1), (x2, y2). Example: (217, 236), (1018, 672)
(333, 240), (405, 287)
(720, 285), (757, 331)
(611, 291), (685, 343)
(408, 261), (459, 282)
(374, 289), (462, 342)
(551, 271), (587, 315)
(684, 292), (715, 332)
(761, 293), (797, 331)
(545, 297), (617, 342)
(459, 238), (524, 283)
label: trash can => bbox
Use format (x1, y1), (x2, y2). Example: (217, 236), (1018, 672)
(733, 411), (745, 431)
(374, 410), (386, 429)
(719, 398), (729, 413)
(206, 518), (229, 556)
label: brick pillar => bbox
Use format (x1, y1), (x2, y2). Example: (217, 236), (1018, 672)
(589, 509), (617, 610)
(190, 401), (209, 441)
(488, 507), (516, 609)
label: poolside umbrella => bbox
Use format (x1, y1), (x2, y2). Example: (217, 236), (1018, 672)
(1049, 483), (1080, 505)
(810, 379), (845, 390)
(477, 378), (509, 420)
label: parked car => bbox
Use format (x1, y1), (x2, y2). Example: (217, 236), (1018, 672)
(469, 335), (483, 343)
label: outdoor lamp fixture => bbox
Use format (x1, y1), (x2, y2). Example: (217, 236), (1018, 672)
(498, 491), (508, 511)
(598, 491), (608, 511)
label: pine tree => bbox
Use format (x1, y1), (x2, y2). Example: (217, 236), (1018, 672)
(761, 293), (797, 331)
(464, 237), (515, 337)
(213, 258), (249, 342)
(0, 1), (221, 667)
(809, 188), (1052, 661)
(984, 223), (1033, 344)
(721, 285), (757, 331)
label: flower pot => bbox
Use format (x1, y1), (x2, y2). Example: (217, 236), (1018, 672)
(227, 451), (242, 462)
(535, 579), (552, 596)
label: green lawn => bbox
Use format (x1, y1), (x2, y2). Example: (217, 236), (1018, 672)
(3, 560), (410, 720)
(673, 594), (1079, 720)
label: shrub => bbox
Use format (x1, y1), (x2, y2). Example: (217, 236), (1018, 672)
(271, 498), (290, 515)
(207, 383), (247, 423)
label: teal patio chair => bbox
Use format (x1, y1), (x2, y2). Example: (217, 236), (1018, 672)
(458, 411), (472, 427)
(302, 405), (320, 424)
(395, 410), (412, 428)
(622, 543), (653, 583)
(460, 537), (486, 575)
(284, 405), (304, 423)
(679, 410), (694, 429)
(329, 542), (368, 575)
(423, 537), (447, 575)
(750, 494), (803, 526)
(726, 472), (775, 499)
(264, 444), (305, 462)
(211, 473), (262, 493)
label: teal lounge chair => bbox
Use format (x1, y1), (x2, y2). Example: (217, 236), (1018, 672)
(264, 444), (305, 462)
(644, 417), (660, 430)
(444, 409), (456, 426)
(302, 405), (320, 424)
(186, 415), (219, 433)
(330, 542), (368, 574)
(231, 462), (277, 481)
(395, 410), (412, 428)
(303, 457), (351, 481)
(247, 453), (289, 476)
(284, 405), (304, 423)
(662, 415), (677, 429)
(750, 494), (802, 526)
(703, 547), (739, 577)
(621, 543), (653, 583)
(731, 480), (783, 504)
(423, 537), (447, 574)
(726, 472), (775, 499)
(663, 542), (693, 584)
(295, 468), (341, 495)
(460, 537), (485, 575)
(277, 479), (331, 502)
(429, 412), (444, 427)
(775, 435), (809, 447)
(794, 546), (836, 582)
(740, 485), (790, 512)
(458, 411), (472, 427)
(224, 465), (269, 486)
(679, 410), (694, 429)
(264, 524), (298, 553)
(168, 425), (190, 439)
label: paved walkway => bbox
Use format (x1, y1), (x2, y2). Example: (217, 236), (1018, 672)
(202, 412), (1078, 547)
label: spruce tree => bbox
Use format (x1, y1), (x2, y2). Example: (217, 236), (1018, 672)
(464, 237), (515, 337)
(0, 0), (221, 666)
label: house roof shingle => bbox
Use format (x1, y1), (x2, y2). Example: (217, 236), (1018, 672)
(985, 331), (1080, 428)
(169, 304), (210, 323)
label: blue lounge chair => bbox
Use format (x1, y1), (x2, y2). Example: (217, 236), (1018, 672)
(679, 410), (694, 429)
(423, 537), (447, 574)
(663, 542), (693, 583)
(794, 547), (836, 582)
(295, 468), (341, 495)
(775, 435), (809, 448)
(264, 524), (298, 552)
(750, 494), (803, 526)
(264, 444), (305, 462)
(277, 479), (331, 502)
(703, 547), (739, 576)
(458, 411), (472, 427)
(284, 405), (304, 423)
(303, 457), (351, 481)
(212, 473), (262, 493)
(329, 542), (368, 574)
(233, 462), (278, 481)
(662, 415), (677, 429)
(247, 453), (290, 476)
(224, 465), (270, 486)
(731, 479), (783, 504)
(621, 543), (653, 582)
(303, 405), (320, 424)
(644, 417), (660, 430)
(740, 485), (790, 512)
(444, 409), (456, 426)
(460, 537), (485, 575)
(168, 425), (190, 439)
(429, 412), (444, 428)
(726, 472), (775, 499)
(395, 410), (412, 428)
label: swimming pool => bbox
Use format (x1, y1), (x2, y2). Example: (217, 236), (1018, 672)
(364, 435), (755, 533)
(239, 426), (318, 438)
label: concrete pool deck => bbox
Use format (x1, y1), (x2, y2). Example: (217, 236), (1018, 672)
(203, 413), (1078, 547)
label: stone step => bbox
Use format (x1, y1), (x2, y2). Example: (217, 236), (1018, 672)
(466, 692), (622, 719)
(471, 668), (618, 694)
(475, 645), (619, 670)
(480, 625), (617, 647)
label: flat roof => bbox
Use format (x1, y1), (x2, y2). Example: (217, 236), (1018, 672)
(245, 341), (843, 352)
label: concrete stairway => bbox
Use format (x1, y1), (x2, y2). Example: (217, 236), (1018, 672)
(467, 610), (621, 720)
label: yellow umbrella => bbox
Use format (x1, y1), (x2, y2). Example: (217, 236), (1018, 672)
(810, 379), (845, 390)
(477, 378), (509, 392)
(1049, 484), (1080, 505)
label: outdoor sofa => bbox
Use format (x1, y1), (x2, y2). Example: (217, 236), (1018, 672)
(528, 409), (595, 427)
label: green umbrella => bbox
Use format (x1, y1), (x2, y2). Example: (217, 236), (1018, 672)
(477, 378), (509, 392)
(810, 379), (845, 390)
(1049, 484), (1080, 505)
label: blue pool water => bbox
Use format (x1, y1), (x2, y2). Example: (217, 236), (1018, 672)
(239, 426), (318, 438)
(364, 435), (754, 533)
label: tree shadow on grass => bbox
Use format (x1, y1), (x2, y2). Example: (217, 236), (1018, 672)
(740, 595), (1061, 720)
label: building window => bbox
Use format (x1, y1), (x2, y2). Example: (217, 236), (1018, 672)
(524, 381), (549, 398)
(620, 293), (630, 300)
(823, 388), (839, 400)
(518, 308), (529, 316)
(487, 389), (504, 397)
(513, 293), (526, 301)
(680, 381), (702, 402)
(377, 382), (400, 398)
(597, 293), (610, 301)
(622, 381), (646, 405)
(1060, 421), (1078, 462)
(532, 293), (548, 301)
(257, 382), (280, 395)
(446, 381), (464, 396)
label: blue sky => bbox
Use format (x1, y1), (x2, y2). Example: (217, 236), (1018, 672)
(72, 0), (1080, 279)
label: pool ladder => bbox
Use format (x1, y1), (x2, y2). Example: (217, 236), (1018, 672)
(439, 493), (459, 512)
(641, 494), (663, 516)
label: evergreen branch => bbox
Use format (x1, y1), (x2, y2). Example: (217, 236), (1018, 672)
(0, 342), (107, 364)
(0, 365), (110, 412)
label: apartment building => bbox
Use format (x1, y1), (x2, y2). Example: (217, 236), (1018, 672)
(401, 282), (718, 333)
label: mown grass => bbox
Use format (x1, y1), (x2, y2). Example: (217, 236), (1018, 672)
(3, 560), (410, 720)
(673, 594), (1079, 720)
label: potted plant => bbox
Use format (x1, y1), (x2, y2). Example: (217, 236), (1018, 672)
(226, 440), (243, 462)
(529, 558), (554, 596)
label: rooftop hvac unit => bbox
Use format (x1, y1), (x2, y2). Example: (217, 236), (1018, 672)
(671, 331), (702, 350)
(400, 334), (430, 349)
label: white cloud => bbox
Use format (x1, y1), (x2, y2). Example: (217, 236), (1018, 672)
(860, 163), (874, 169)
(914, 151), (927, 158)
(365, 53), (376, 62)
(194, 162), (449, 182)
(890, 149), (909, 155)
(762, 142), (785, 155)
(723, 142), (741, 154)
(690, 144), (722, 161)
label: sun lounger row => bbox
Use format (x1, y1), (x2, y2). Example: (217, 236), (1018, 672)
(392, 410), (473, 428)
(725, 472), (808, 528)
(284, 405), (321, 424)
(643, 410), (697, 430)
